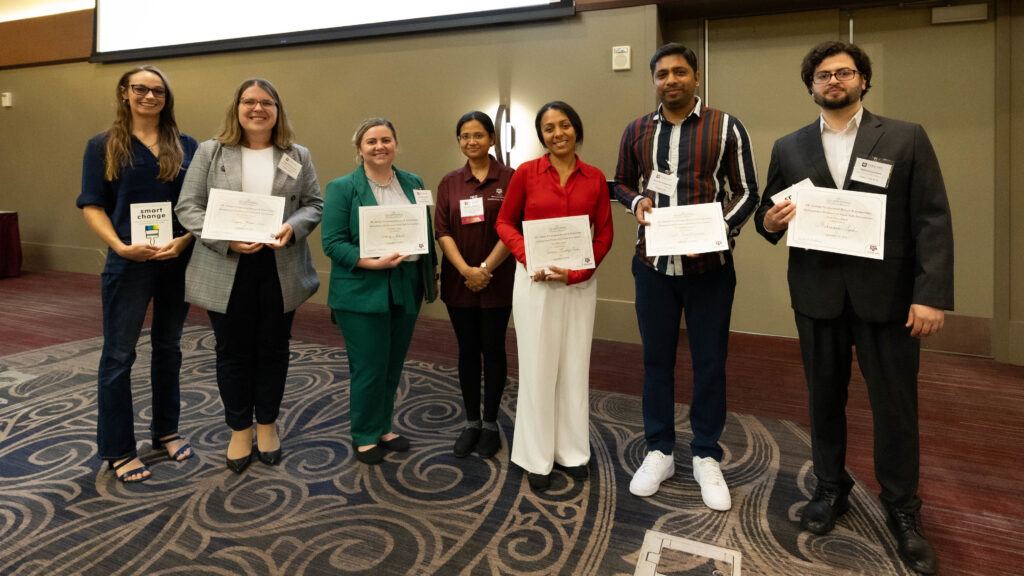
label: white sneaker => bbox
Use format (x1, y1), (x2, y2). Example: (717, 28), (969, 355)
(692, 456), (732, 511)
(629, 450), (675, 497)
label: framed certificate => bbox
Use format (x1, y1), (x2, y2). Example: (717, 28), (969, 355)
(358, 204), (430, 258)
(787, 187), (886, 260)
(200, 188), (285, 243)
(522, 215), (595, 272)
(645, 203), (728, 257)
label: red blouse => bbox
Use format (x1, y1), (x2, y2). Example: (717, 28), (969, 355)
(495, 154), (614, 285)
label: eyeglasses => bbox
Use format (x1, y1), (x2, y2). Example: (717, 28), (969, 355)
(812, 68), (859, 84)
(459, 132), (489, 142)
(129, 84), (166, 98)
(240, 98), (277, 109)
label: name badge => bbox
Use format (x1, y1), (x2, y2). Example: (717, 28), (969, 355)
(460, 196), (485, 224)
(771, 178), (813, 205)
(850, 157), (893, 188)
(647, 170), (678, 196)
(277, 154), (302, 179)
(413, 189), (434, 206)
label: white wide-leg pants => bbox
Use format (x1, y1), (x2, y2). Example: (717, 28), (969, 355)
(510, 264), (597, 475)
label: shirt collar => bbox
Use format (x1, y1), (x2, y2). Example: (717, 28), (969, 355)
(819, 105), (864, 134)
(459, 155), (500, 184)
(653, 96), (703, 123)
(537, 153), (594, 178)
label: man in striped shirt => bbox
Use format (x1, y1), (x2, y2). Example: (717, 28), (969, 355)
(612, 43), (759, 510)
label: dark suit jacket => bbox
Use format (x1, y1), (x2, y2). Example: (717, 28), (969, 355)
(322, 164), (438, 314)
(755, 109), (953, 323)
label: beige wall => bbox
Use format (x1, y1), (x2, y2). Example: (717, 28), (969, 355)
(0, 6), (660, 340)
(696, 6), (997, 339)
(2, 2), (1022, 363)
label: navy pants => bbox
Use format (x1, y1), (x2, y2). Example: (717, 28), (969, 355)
(633, 256), (735, 460)
(97, 248), (190, 461)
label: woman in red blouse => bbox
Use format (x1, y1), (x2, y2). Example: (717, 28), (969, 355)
(435, 111), (515, 459)
(495, 101), (614, 491)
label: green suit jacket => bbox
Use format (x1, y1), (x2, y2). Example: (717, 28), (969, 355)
(322, 164), (437, 314)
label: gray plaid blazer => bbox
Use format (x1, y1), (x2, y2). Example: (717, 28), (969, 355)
(175, 139), (323, 313)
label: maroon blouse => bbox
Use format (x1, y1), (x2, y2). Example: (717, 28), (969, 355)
(434, 157), (515, 308)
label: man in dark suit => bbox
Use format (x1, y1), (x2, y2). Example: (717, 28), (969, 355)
(755, 41), (953, 575)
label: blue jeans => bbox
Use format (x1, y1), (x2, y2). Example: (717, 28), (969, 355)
(633, 255), (736, 460)
(96, 248), (190, 461)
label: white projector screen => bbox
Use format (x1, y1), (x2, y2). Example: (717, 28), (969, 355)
(93, 0), (573, 62)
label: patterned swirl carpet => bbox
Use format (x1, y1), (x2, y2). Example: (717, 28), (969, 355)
(0, 327), (912, 575)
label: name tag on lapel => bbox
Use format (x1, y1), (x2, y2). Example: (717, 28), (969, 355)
(850, 157), (893, 188)
(277, 154), (302, 179)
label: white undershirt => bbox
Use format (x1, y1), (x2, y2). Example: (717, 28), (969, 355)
(241, 146), (275, 195)
(820, 106), (863, 189)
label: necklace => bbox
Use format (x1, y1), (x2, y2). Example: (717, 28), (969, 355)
(367, 174), (394, 189)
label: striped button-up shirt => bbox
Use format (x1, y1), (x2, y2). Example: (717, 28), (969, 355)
(612, 99), (759, 276)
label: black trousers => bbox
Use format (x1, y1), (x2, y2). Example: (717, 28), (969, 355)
(208, 249), (295, 431)
(794, 298), (921, 511)
(446, 305), (512, 423)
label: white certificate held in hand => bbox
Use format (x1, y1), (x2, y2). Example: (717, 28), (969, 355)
(787, 187), (886, 260)
(645, 203), (729, 256)
(358, 204), (430, 258)
(200, 188), (285, 243)
(522, 215), (595, 272)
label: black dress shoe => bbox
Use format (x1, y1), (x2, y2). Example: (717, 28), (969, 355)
(475, 428), (501, 458)
(257, 448), (282, 466)
(380, 435), (410, 452)
(354, 444), (384, 465)
(453, 428), (481, 458)
(555, 462), (589, 479)
(887, 507), (938, 575)
(226, 452), (252, 474)
(527, 472), (551, 491)
(800, 481), (852, 534)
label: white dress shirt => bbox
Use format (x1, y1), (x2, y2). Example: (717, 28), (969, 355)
(819, 106), (864, 189)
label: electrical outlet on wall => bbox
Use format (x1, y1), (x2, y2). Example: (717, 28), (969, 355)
(1, 92), (12, 108)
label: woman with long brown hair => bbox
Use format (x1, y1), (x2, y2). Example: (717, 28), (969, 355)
(77, 65), (198, 482)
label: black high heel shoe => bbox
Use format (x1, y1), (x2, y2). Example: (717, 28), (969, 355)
(257, 448), (282, 466)
(256, 425), (282, 466)
(226, 428), (253, 474)
(226, 452), (252, 474)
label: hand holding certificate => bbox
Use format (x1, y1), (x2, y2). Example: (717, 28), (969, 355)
(787, 187), (886, 260)
(358, 204), (430, 259)
(522, 215), (595, 273)
(645, 203), (729, 257)
(200, 188), (285, 243)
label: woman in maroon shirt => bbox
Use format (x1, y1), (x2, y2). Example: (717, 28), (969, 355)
(435, 111), (515, 458)
(495, 101), (614, 491)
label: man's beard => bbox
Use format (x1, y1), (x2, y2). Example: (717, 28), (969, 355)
(814, 87), (859, 110)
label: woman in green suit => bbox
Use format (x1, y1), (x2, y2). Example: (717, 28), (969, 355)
(322, 118), (437, 465)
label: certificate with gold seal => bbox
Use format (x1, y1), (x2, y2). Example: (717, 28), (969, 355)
(522, 215), (595, 272)
(787, 187), (886, 260)
(358, 204), (430, 258)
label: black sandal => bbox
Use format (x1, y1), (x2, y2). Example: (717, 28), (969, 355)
(153, 434), (193, 462)
(110, 457), (150, 483)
